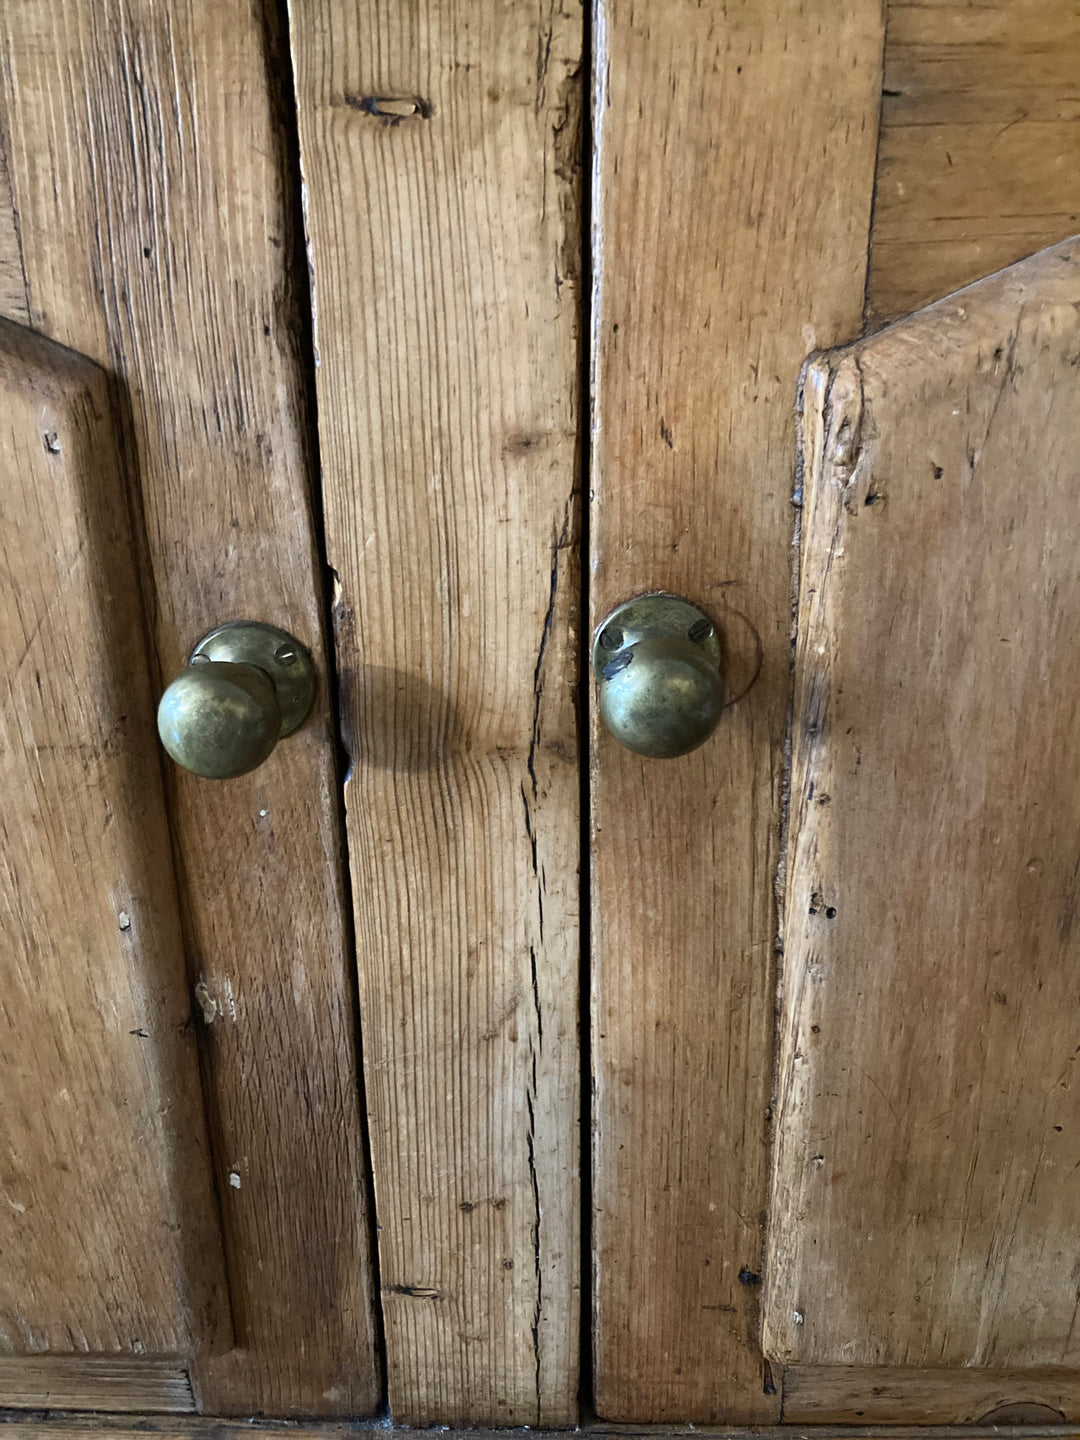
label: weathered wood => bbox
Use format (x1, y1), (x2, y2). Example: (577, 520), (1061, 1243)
(868, 0), (1080, 325)
(589, 0), (883, 1420)
(0, 1421), (1076, 1440)
(289, 0), (582, 1425)
(0, 321), (228, 1360)
(0, 1360), (196, 1414)
(766, 236), (1080, 1371)
(0, 2), (379, 1414)
(783, 1365), (1080, 1425)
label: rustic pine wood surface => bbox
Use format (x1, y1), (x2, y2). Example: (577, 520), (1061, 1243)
(289, 0), (583, 1425)
(868, 0), (1080, 324)
(0, 322), (228, 1361)
(1, 1420), (1077, 1440)
(588, 0), (883, 1421)
(0, 0), (379, 1416)
(768, 238), (1080, 1373)
(0, 1362), (196, 1416)
(782, 1365), (1080, 1427)
(2, 0), (1080, 1426)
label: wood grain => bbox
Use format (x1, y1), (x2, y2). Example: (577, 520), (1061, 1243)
(0, 1359), (195, 1414)
(3, 1426), (1079, 1440)
(588, 0), (883, 1420)
(0, 320), (228, 1360)
(289, 0), (582, 1425)
(783, 1365), (1080, 1424)
(0, 2), (379, 1414)
(868, 0), (1080, 325)
(6, 1426), (1080, 1440)
(766, 236), (1080, 1371)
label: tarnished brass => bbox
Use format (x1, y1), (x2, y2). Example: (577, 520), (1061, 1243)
(593, 593), (724, 758)
(157, 621), (316, 779)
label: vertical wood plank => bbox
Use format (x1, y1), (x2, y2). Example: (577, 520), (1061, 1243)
(868, 0), (1080, 325)
(589, 0), (883, 1420)
(766, 236), (1080, 1373)
(289, 0), (583, 1426)
(0, 320), (228, 1360)
(0, 1), (379, 1414)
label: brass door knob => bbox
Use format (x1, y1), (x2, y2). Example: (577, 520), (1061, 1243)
(593, 594), (724, 759)
(157, 621), (316, 779)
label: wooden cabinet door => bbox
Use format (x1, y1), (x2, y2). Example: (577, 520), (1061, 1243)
(5, 0), (1080, 1430)
(588, 1), (1080, 1427)
(0, 2), (380, 1417)
(765, 235), (1080, 1424)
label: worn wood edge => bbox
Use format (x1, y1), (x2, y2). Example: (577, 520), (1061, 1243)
(1, 1420), (1078, 1439)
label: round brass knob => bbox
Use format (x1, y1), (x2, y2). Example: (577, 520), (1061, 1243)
(157, 621), (316, 779)
(594, 594), (724, 759)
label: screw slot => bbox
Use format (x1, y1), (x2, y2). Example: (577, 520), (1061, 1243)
(275, 644), (298, 666)
(601, 650), (634, 682)
(688, 618), (715, 643)
(599, 626), (624, 652)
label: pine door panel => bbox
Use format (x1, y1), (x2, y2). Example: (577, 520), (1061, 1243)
(0, 1), (379, 1414)
(289, 0), (583, 1424)
(588, 0), (884, 1420)
(0, 1359), (196, 1415)
(868, 0), (1080, 327)
(767, 237), (1080, 1376)
(782, 1364), (1080, 1425)
(0, 320), (228, 1361)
